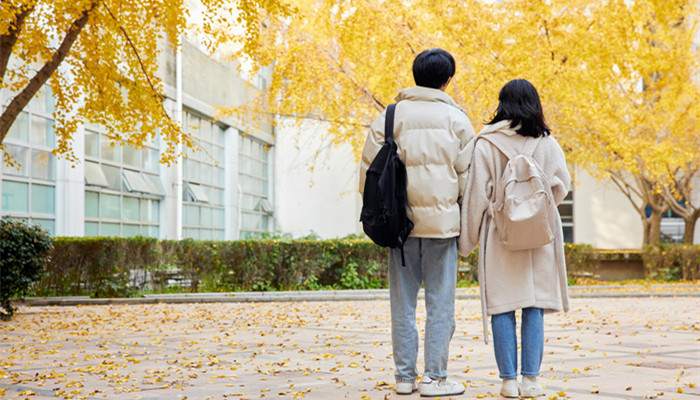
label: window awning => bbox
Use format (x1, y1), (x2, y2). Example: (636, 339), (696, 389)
(84, 161), (108, 187)
(187, 183), (209, 203)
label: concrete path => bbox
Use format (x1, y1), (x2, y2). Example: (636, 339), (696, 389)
(1, 288), (698, 399)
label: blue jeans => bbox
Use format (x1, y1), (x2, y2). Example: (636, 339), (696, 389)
(389, 237), (457, 383)
(491, 307), (544, 379)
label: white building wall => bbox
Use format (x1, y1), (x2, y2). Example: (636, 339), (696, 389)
(573, 168), (644, 249)
(275, 119), (362, 238)
(55, 127), (85, 237)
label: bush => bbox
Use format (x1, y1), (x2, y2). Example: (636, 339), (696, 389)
(0, 218), (53, 318)
(642, 243), (700, 281)
(30, 237), (700, 298)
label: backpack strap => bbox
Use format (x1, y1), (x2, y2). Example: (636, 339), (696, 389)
(522, 136), (541, 157)
(479, 134), (518, 160)
(385, 104), (396, 143)
(480, 134), (541, 159)
(384, 103), (408, 267)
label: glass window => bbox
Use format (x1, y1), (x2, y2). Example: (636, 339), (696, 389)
(85, 221), (99, 236)
(182, 111), (225, 239)
(31, 184), (55, 214)
(101, 223), (120, 237)
(123, 146), (140, 168)
(2, 144), (29, 177)
(123, 196), (140, 221)
(122, 169), (150, 193)
(102, 164), (122, 190)
(31, 150), (55, 180)
(143, 148), (159, 172)
(558, 190), (574, 243)
(32, 219), (55, 236)
(7, 112), (28, 142)
(213, 208), (225, 228)
(85, 161), (109, 187)
(187, 204), (199, 225)
(143, 225), (159, 238)
(85, 130), (99, 158)
(85, 191), (99, 218)
(101, 193), (120, 219)
(143, 173), (165, 196)
(30, 116), (54, 147)
(123, 224), (140, 237)
(100, 135), (120, 163)
(1, 181), (29, 212)
(187, 183), (209, 203)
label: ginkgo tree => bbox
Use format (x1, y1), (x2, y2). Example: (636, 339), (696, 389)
(0, 0), (289, 165)
(225, 0), (699, 244)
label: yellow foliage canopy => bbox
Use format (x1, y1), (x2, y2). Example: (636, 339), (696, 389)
(227, 0), (699, 242)
(0, 0), (289, 164)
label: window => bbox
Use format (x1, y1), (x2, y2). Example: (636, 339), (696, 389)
(182, 111), (226, 240)
(83, 125), (162, 237)
(0, 87), (57, 235)
(558, 190), (573, 243)
(238, 134), (271, 238)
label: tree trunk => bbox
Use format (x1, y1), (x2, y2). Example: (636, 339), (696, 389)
(643, 211), (663, 245)
(683, 211), (699, 244)
(0, 1), (97, 146)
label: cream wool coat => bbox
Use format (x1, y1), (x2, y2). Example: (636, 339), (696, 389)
(360, 87), (475, 238)
(458, 120), (571, 343)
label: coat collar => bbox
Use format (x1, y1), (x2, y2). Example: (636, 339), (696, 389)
(395, 86), (467, 114)
(479, 120), (519, 136)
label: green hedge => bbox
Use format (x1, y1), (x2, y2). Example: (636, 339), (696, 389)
(27, 238), (700, 298)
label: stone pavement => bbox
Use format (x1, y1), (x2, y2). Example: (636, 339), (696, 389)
(0, 287), (698, 400)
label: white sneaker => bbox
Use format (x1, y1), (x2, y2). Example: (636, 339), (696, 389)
(500, 378), (519, 398)
(520, 376), (544, 398)
(419, 377), (465, 397)
(396, 380), (418, 395)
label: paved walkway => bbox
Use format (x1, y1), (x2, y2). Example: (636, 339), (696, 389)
(1, 287), (698, 399)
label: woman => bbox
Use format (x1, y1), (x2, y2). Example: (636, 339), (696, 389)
(458, 79), (571, 398)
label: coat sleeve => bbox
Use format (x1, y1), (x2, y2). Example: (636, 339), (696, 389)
(458, 141), (493, 256)
(359, 111), (387, 196)
(454, 116), (476, 205)
(548, 137), (571, 206)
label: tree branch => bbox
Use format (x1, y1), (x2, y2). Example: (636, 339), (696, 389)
(0, 1), (97, 146)
(0, 3), (35, 86)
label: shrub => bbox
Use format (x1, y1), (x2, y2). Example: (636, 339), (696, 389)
(0, 218), (53, 318)
(642, 243), (700, 281)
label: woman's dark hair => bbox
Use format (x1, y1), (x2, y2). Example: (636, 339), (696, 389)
(412, 48), (455, 89)
(487, 79), (550, 137)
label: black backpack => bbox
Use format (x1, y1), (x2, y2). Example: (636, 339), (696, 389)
(360, 104), (414, 265)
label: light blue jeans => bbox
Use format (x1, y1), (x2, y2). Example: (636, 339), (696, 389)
(389, 237), (457, 383)
(491, 307), (544, 379)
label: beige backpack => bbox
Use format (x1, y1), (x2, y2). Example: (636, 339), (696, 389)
(480, 135), (556, 251)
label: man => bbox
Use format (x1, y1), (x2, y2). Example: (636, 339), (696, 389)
(360, 49), (475, 396)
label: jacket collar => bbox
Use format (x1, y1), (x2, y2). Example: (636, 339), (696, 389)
(395, 86), (466, 114)
(479, 120), (519, 136)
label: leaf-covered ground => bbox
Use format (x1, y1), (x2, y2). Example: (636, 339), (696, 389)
(1, 293), (698, 399)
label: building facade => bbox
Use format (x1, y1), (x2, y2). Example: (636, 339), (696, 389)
(1, 40), (276, 240)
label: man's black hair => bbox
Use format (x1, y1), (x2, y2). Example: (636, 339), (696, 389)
(486, 79), (551, 138)
(412, 48), (456, 89)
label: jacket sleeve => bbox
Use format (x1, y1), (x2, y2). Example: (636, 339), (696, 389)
(454, 115), (476, 205)
(548, 137), (571, 206)
(359, 111), (387, 196)
(458, 141), (493, 256)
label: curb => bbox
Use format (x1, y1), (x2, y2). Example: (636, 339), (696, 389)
(20, 285), (699, 307)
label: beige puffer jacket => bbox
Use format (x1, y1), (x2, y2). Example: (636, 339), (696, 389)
(360, 86), (475, 238)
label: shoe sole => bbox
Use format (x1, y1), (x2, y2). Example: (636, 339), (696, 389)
(420, 390), (466, 397)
